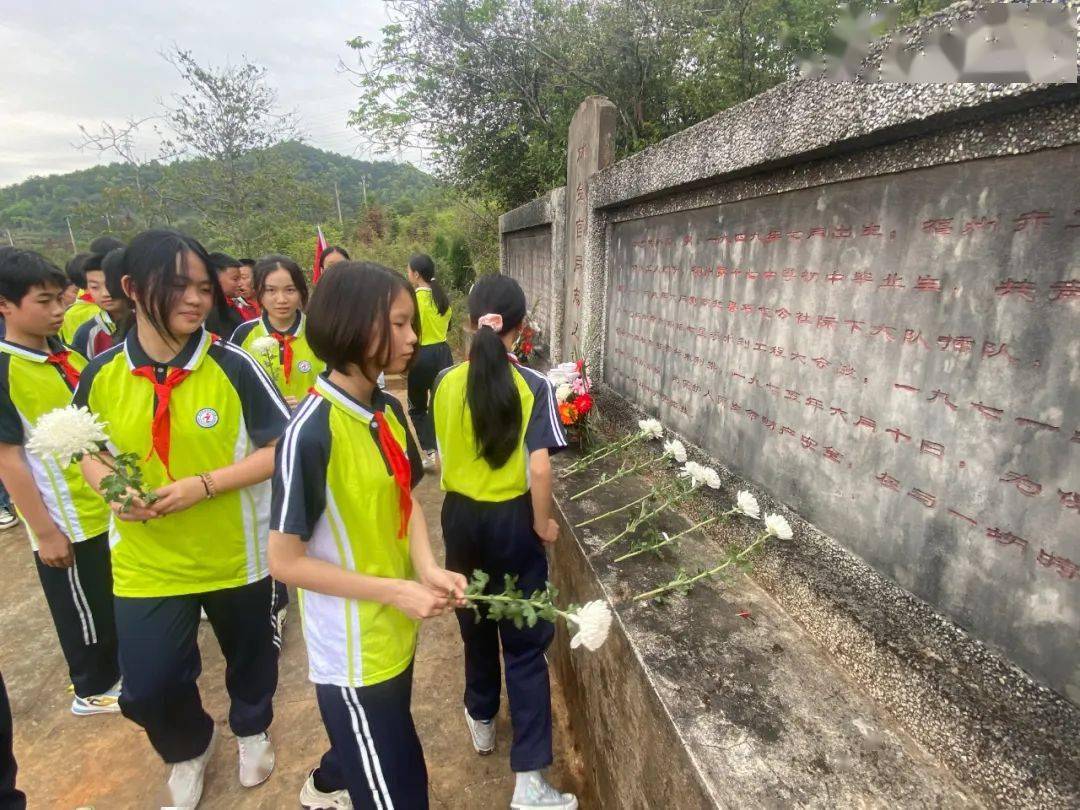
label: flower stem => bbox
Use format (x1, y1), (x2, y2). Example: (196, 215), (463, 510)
(597, 490), (695, 552)
(574, 482), (678, 528)
(570, 455), (665, 501)
(559, 433), (641, 478)
(464, 593), (572, 624)
(613, 514), (723, 563)
(633, 532), (768, 601)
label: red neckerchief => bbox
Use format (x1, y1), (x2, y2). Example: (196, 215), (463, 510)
(78, 291), (95, 303)
(130, 366), (192, 480)
(270, 332), (296, 382)
(373, 410), (413, 539)
(308, 385), (413, 538)
(45, 350), (81, 389)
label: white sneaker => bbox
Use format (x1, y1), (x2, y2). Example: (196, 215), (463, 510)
(0, 507), (19, 530)
(299, 769), (352, 809)
(166, 726), (217, 808)
(511, 771), (578, 810)
(71, 681), (121, 716)
(237, 731), (275, 788)
(464, 706), (496, 755)
(421, 451), (438, 472)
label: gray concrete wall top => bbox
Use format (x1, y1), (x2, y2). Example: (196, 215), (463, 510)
(499, 188), (565, 234)
(591, 2), (1080, 210)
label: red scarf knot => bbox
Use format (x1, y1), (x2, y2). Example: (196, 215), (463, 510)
(46, 350), (81, 389)
(373, 411), (412, 539)
(130, 366), (192, 480)
(270, 332), (296, 383)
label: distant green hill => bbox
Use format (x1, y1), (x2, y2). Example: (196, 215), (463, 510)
(0, 141), (437, 252)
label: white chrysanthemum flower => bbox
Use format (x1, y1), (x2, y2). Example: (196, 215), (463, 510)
(26, 406), (108, 462)
(736, 490), (761, 520)
(567, 600), (613, 651)
(638, 418), (663, 440)
(764, 513), (793, 540)
(679, 461), (709, 488)
(251, 336), (279, 358)
(555, 384), (573, 404)
(663, 439), (687, 463)
(702, 466), (721, 490)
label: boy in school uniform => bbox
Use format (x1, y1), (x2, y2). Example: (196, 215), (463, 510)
(0, 249), (121, 716)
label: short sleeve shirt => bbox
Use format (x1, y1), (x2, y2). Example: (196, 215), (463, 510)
(431, 357), (566, 502)
(72, 327), (290, 597)
(230, 312), (325, 403)
(270, 374), (422, 687)
(0, 338), (111, 549)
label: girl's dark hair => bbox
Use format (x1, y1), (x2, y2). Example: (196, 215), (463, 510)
(102, 247), (135, 337)
(208, 251), (240, 272)
(318, 246), (350, 269)
(89, 235), (124, 254)
(253, 255), (309, 308)
(65, 252), (93, 289)
(111, 229), (226, 339)
(467, 274), (527, 468)
(0, 250), (67, 303)
(307, 261), (418, 383)
(409, 253), (450, 316)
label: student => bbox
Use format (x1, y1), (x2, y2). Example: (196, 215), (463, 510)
(268, 262), (466, 810)
(230, 256), (324, 409)
(70, 250), (131, 360)
(0, 250), (16, 531)
(58, 253), (100, 344)
(205, 251), (246, 337)
(317, 245), (350, 275)
(236, 259), (260, 320)
(406, 254), (453, 472)
(231, 255), (325, 635)
(0, 250), (121, 717)
(431, 275), (576, 810)
(88, 235), (124, 255)
(74, 229), (291, 807)
(1, 671), (25, 810)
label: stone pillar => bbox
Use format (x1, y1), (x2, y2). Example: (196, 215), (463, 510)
(560, 96), (616, 363)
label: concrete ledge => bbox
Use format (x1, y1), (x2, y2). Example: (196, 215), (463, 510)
(499, 189), (563, 234)
(590, 1), (1080, 210)
(547, 386), (1080, 809)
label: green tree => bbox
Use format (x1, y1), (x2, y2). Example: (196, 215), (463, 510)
(156, 49), (330, 255)
(346, 0), (950, 207)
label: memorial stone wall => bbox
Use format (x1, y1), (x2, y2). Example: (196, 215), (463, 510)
(500, 2), (1080, 702)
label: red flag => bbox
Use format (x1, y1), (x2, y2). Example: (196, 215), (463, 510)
(312, 226), (328, 283)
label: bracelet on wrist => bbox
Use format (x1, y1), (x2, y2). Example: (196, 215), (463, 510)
(197, 472), (217, 500)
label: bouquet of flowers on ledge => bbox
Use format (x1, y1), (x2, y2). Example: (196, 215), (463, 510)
(512, 314), (539, 364)
(548, 357), (595, 447)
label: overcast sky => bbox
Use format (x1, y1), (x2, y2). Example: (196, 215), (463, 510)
(0, 0), (417, 188)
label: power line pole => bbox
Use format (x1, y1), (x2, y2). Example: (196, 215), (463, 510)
(360, 175), (368, 208)
(3, 229), (12, 247)
(65, 217), (77, 255)
(333, 181), (344, 229)
(104, 212), (112, 231)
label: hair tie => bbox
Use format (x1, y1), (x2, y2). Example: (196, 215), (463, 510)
(477, 313), (503, 332)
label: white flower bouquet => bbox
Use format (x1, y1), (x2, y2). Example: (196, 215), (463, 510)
(27, 406), (158, 512)
(463, 570), (613, 651)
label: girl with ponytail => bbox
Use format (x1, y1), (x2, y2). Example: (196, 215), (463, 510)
(430, 274), (577, 810)
(405, 253), (453, 471)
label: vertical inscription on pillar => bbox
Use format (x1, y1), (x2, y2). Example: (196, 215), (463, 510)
(563, 96), (617, 361)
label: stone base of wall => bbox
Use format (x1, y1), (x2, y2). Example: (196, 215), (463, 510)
(547, 386), (1079, 809)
